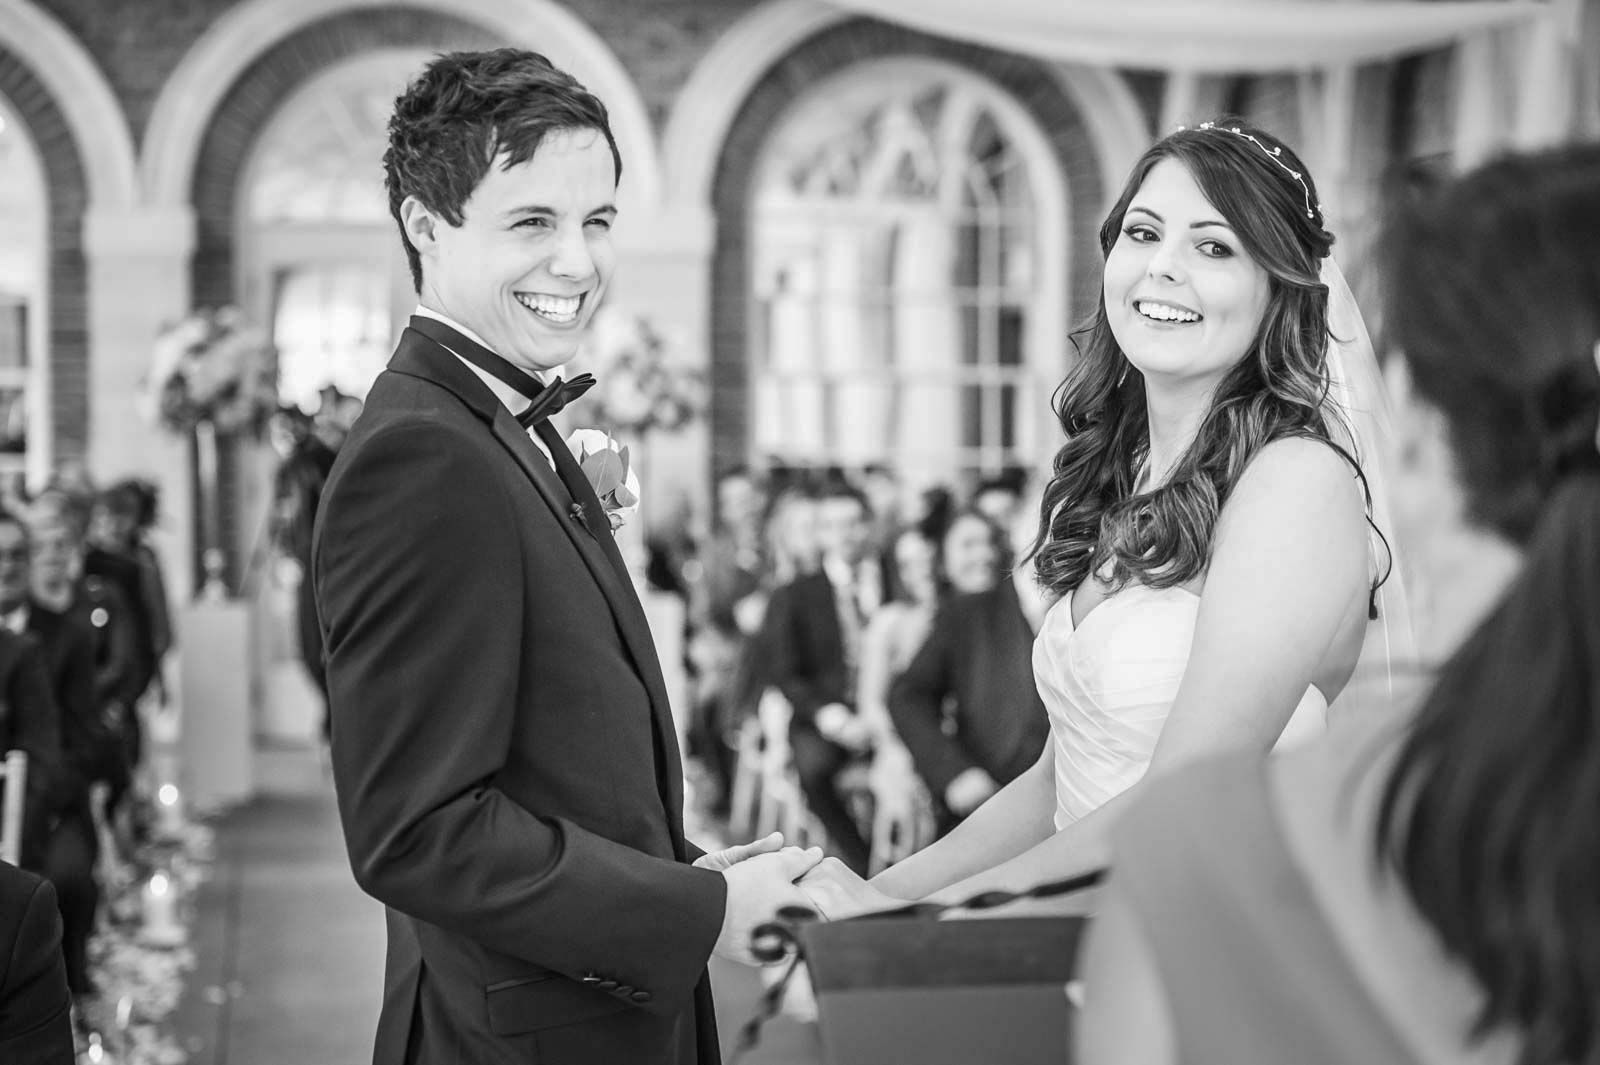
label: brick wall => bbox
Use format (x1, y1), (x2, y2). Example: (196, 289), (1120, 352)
(35, 0), (754, 148)
(707, 16), (1112, 480)
(0, 48), (89, 466)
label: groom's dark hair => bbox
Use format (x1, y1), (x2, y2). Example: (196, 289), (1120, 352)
(384, 48), (622, 292)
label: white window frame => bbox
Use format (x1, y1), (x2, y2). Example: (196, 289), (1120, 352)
(747, 57), (1069, 493)
(0, 94), (52, 491)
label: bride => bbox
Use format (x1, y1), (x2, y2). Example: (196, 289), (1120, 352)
(799, 118), (1405, 916)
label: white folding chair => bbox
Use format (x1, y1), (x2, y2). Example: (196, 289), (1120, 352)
(0, 749), (27, 867)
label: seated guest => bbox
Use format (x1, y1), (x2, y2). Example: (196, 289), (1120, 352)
(857, 524), (942, 747)
(28, 492), (140, 835)
(687, 466), (767, 814)
(763, 480), (880, 873)
(269, 409), (337, 742)
(0, 860), (74, 1064)
(0, 511), (103, 997)
(890, 506), (1048, 834)
(970, 469), (1027, 549)
(856, 523), (941, 867)
(1080, 145), (1600, 1065)
(0, 628), (62, 874)
(85, 485), (160, 712)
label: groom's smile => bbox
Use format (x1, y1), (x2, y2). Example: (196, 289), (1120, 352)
(514, 290), (584, 326)
(404, 127), (619, 375)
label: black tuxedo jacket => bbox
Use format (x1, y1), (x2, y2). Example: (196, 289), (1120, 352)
(888, 581), (1050, 796)
(763, 571), (853, 730)
(0, 861), (73, 1063)
(313, 327), (725, 1065)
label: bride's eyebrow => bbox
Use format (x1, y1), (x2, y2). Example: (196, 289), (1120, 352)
(1127, 206), (1234, 232)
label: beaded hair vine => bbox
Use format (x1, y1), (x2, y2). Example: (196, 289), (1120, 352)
(1176, 121), (1323, 221)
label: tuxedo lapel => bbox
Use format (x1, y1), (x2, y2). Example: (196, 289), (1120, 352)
(389, 329), (686, 843)
(532, 418), (683, 829)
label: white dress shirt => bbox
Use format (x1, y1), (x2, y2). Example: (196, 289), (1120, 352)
(413, 304), (557, 470)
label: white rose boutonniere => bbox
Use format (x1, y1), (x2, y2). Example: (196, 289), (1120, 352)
(566, 428), (641, 531)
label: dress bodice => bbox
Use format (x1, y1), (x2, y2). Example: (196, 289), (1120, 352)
(1034, 583), (1327, 829)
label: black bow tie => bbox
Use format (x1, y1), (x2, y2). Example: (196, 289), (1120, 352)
(409, 315), (596, 428)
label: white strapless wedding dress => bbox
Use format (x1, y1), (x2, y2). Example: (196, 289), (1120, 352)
(1034, 583), (1328, 829)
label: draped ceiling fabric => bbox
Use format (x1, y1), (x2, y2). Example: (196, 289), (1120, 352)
(826, 0), (1547, 72)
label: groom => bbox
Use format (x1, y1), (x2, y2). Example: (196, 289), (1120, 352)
(313, 49), (820, 1065)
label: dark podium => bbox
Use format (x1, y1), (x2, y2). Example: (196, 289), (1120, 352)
(797, 916), (1086, 1065)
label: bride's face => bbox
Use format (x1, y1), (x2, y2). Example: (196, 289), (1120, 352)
(1103, 159), (1272, 390)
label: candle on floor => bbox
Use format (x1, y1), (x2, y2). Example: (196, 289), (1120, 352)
(141, 869), (186, 947)
(155, 781), (186, 838)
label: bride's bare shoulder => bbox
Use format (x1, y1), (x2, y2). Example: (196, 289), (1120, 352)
(1209, 435), (1369, 588)
(1225, 437), (1367, 529)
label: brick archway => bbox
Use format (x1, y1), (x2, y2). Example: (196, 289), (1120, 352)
(189, 8), (499, 587)
(708, 18), (1110, 478)
(0, 50), (91, 467)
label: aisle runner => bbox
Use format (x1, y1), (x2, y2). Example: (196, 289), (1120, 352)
(78, 822), (215, 1065)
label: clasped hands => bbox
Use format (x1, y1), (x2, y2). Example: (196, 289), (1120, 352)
(696, 833), (901, 964)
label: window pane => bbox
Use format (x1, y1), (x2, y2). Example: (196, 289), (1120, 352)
(273, 265), (392, 411)
(0, 386), (26, 454)
(0, 298), (24, 371)
(752, 68), (1041, 485)
(248, 63), (400, 225)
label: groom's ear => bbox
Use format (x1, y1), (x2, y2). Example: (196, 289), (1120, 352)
(400, 196), (442, 256)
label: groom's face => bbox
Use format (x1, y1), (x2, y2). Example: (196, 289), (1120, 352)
(408, 127), (618, 374)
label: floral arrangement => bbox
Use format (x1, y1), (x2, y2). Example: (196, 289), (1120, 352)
(579, 307), (706, 436)
(143, 307), (278, 437)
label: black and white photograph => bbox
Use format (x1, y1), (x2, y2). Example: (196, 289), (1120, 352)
(0, 1), (1596, 1063)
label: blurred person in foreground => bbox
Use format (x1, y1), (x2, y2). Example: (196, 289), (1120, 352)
(0, 859), (74, 1063)
(1080, 144), (1600, 1065)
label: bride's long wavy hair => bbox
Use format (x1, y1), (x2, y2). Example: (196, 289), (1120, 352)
(1032, 119), (1366, 600)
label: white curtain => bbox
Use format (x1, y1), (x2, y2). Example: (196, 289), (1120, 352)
(827, 0), (1545, 72)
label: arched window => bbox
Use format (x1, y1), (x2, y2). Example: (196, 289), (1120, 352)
(0, 96), (48, 493)
(239, 52), (423, 412)
(749, 59), (1066, 492)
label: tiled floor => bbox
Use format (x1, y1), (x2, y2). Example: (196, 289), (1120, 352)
(169, 745), (824, 1064)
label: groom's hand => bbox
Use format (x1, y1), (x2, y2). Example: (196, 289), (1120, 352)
(713, 846), (825, 965)
(693, 832), (787, 872)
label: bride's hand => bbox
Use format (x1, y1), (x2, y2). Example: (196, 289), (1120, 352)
(796, 858), (902, 921)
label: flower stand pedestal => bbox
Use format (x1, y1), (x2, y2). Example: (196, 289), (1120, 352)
(176, 594), (255, 813)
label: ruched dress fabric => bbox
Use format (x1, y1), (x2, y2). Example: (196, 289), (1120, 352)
(1033, 584), (1327, 829)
